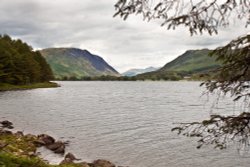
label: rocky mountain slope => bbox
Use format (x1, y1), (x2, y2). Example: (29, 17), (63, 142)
(40, 48), (120, 79)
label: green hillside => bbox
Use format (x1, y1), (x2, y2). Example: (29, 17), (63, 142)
(160, 49), (220, 73)
(137, 49), (221, 80)
(40, 48), (120, 79)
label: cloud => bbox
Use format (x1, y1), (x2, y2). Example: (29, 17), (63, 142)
(0, 0), (248, 72)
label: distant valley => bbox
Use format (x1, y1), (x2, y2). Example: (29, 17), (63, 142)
(40, 48), (120, 79)
(40, 48), (221, 81)
(122, 67), (160, 76)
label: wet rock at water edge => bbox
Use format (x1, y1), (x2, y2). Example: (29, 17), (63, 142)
(91, 159), (116, 167)
(60, 152), (80, 165)
(65, 152), (81, 161)
(37, 134), (55, 145)
(0, 129), (13, 135)
(46, 141), (65, 154)
(0, 120), (14, 129)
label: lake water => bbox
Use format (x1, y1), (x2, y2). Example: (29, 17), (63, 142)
(0, 81), (249, 167)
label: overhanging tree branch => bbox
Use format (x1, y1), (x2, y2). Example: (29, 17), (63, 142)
(172, 35), (250, 149)
(114, 0), (250, 35)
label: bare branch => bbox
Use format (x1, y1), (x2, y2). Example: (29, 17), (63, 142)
(114, 0), (250, 35)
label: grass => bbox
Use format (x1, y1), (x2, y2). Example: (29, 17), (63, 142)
(0, 133), (85, 167)
(0, 82), (59, 91)
(0, 152), (84, 167)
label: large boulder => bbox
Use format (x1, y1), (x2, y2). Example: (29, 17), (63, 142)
(0, 120), (14, 129)
(60, 157), (73, 165)
(91, 159), (116, 167)
(0, 129), (12, 135)
(60, 153), (80, 165)
(65, 152), (80, 161)
(46, 141), (65, 154)
(37, 134), (55, 145)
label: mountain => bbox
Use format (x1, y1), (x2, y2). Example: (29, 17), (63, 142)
(122, 67), (160, 76)
(40, 48), (120, 79)
(137, 49), (221, 80)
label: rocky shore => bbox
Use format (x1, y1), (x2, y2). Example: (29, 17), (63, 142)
(0, 120), (127, 167)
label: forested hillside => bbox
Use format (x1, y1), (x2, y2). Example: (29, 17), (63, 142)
(0, 35), (54, 85)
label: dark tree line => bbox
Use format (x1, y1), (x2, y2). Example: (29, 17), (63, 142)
(0, 35), (54, 85)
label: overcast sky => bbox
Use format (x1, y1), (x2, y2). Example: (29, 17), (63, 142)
(0, 0), (249, 73)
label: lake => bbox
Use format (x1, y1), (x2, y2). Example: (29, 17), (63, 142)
(0, 81), (249, 167)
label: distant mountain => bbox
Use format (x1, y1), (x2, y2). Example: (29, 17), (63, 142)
(122, 67), (160, 76)
(40, 48), (120, 79)
(137, 49), (221, 80)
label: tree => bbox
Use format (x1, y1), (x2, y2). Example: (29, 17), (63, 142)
(114, 0), (250, 149)
(114, 0), (249, 35)
(172, 35), (250, 150)
(0, 35), (54, 85)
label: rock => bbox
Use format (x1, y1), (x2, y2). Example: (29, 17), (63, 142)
(37, 134), (55, 145)
(46, 141), (65, 154)
(60, 152), (81, 165)
(65, 152), (80, 161)
(92, 159), (116, 167)
(64, 140), (70, 146)
(54, 146), (65, 154)
(60, 158), (73, 165)
(1, 120), (14, 129)
(33, 139), (46, 147)
(0, 129), (12, 135)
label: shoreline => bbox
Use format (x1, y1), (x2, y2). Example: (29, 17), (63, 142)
(0, 120), (126, 167)
(0, 82), (60, 91)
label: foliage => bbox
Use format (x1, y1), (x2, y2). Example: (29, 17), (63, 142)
(203, 34), (250, 101)
(0, 132), (83, 167)
(114, 0), (249, 35)
(0, 82), (58, 91)
(56, 74), (183, 81)
(172, 35), (250, 149)
(172, 112), (250, 150)
(0, 35), (54, 85)
(113, 0), (250, 149)
(0, 152), (83, 167)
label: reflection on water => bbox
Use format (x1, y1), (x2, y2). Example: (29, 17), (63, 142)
(0, 81), (249, 167)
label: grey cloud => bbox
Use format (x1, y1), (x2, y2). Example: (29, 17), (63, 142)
(0, 0), (248, 72)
